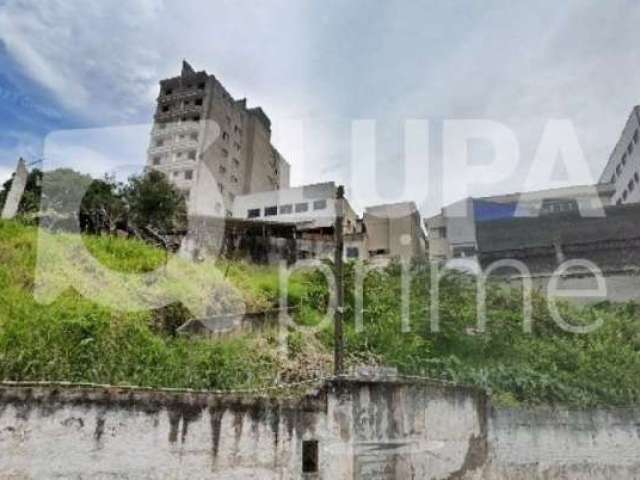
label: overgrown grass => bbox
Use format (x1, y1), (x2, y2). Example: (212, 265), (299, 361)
(2, 219), (640, 406)
(310, 261), (640, 407)
(0, 220), (280, 390)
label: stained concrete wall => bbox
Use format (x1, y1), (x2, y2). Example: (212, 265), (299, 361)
(479, 406), (640, 479)
(0, 378), (484, 480)
(1, 380), (638, 479)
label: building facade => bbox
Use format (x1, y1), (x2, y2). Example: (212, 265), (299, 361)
(363, 202), (427, 261)
(426, 184), (615, 262)
(147, 61), (290, 216)
(599, 106), (640, 205)
(231, 182), (362, 260)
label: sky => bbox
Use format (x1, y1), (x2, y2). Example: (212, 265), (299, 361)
(1, 0), (639, 215)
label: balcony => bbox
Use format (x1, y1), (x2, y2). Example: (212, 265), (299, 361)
(157, 89), (202, 103)
(154, 105), (202, 122)
(152, 121), (200, 136)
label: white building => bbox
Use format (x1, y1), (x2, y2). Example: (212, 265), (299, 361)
(599, 106), (640, 205)
(232, 182), (362, 259)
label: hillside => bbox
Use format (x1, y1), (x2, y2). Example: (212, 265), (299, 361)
(0, 219), (328, 391)
(1, 219), (640, 406)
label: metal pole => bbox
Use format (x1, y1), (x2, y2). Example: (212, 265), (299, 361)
(334, 185), (345, 376)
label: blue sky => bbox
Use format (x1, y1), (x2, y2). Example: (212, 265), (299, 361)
(1, 0), (639, 214)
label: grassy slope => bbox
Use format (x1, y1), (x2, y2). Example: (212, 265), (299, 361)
(0, 220), (308, 390)
(2, 220), (640, 406)
(337, 263), (640, 407)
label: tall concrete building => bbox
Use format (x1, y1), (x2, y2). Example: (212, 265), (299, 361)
(599, 106), (640, 205)
(147, 61), (290, 216)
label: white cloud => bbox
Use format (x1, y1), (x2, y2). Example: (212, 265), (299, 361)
(2, 0), (640, 214)
(0, 0), (164, 121)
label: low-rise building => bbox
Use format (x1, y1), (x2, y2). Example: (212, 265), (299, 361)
(476, 202), (640, 303)
(232, 182), (362, 260)
(363, 202), (427, 261)
(425, 184), (615, 262)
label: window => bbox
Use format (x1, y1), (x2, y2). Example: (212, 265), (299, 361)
(622, 153), (627, 166)
(231, 175), (238, 183)
(617, 198), (622, 205)
(184, 170), (193, 180)
(279, 204), (293, 214)
(295, 202), (308, 213)
(629, 179), (635, 192)
(433, 226), (447, 239)
(623, 190), (628, 201)
(635, 172), (639, 183)
(198, 82), (205, 90)
(221, 148), (229, 158)
(190, 132), (198, 141)
(159, 123), (167, 130)
(611, 174), (616, 184)
(233, 158), (240, 168)
(218, 166), (227, 176)
(264, 205), (278, 216)
(234, 142), (241, 151)
(616, 164), (622, 175)
(222, 131), (229, 141)
(346, 247), (359, 259)
(165, 88), (173, 96)
(162, 105), (170, 112)
(313, 199), (327, 210)
(228, 192), (235, 202)
(247, 208), (260, 218)
(629, 142), (634, 155)
(155, 139), (164, 147)
(193, 115), (201, 122)
(635, 129), (639, 144)
(152, 156), (161, 166)
(195, 98), (203, 106)
(218, 182), (224, 193)
(302, 440), (319, 474)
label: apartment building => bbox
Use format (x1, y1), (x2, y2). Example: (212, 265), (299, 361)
(425, 184), (615, 262)
(147, 61), (290, 216)
(599, 106), (640, 205)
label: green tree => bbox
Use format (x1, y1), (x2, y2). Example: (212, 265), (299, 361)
(123, 169), (187, 234)
(79, 176), (126, 234)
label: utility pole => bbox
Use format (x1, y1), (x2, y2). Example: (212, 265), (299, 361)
(334, 185), (345, 376)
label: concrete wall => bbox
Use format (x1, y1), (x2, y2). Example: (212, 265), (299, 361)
(480, 406), (640, 479)
(1, 380), (639, 479)
(1, 158), (28, 220)
(0, 379), (485, 480)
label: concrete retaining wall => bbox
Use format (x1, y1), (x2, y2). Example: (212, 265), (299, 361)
(0, 381), (638, 479)
(479, 406), (640, 479)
